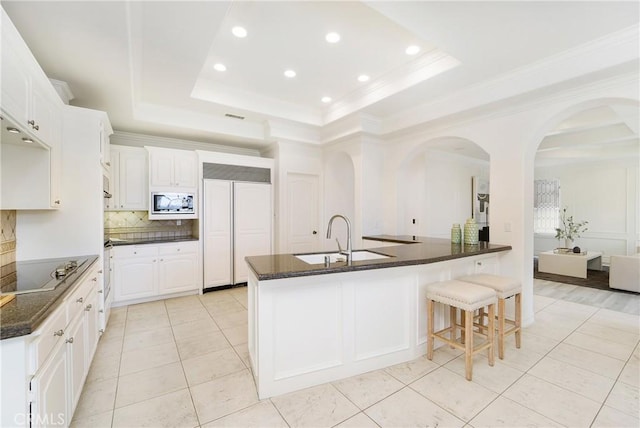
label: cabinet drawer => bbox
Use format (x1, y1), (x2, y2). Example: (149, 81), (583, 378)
(158, 241), (197, 255)
(114, 245), (158, 258)
(66, 276), (95, 325)
(29, 305), (67, 374)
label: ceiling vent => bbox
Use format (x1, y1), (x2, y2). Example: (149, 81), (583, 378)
(225, 113), (245, 120)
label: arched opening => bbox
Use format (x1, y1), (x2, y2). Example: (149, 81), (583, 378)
(530, 98), (639, 281)
(396, 137), (490, 238)
(323, 151), (355, 251)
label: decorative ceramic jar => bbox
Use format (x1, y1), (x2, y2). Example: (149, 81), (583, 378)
(451, 223), (461, 244)
(464, 218), (479, 245)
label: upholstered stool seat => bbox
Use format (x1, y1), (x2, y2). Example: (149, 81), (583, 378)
(458, 273), (522, 359)
(426, 280), (497, 380)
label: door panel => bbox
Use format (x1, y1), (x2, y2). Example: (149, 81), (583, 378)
(203, 180), (232, 287)
(287, 173), (320, 253)
(234, 182), (272, 283)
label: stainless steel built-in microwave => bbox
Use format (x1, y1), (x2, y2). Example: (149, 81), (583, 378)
(149, 192), (196, 219)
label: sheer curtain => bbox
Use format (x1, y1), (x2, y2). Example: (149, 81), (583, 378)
(534, 179), (560, 234)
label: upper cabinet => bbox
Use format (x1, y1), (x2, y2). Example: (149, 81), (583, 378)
(1, 9), (61, 148)
(1, 7), (63, 209)
(108, 145), (148, 211)
(99, 118), (112, 173)
(147, 147), (197, 190)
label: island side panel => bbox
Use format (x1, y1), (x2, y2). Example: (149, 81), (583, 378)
(249, 252), (503, 399)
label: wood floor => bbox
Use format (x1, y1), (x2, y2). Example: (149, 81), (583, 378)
(534, 278), (640, 315)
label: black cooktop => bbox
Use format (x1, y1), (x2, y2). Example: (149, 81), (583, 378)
(1, 257), (89, 295)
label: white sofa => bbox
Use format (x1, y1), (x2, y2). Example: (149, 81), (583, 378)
(609, 254), (640, 293)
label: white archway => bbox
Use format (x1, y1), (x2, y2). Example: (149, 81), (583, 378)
(396, 136), (490, 237)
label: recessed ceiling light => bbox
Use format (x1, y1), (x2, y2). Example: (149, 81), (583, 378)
(325, 32), (340, 43)
(213, 63), (227, 72)
(357, 74), (370, 82)
(7, 127), (20, 134)
(406, 45), (420, 55)
(22, 137), (33, 144)
(321, 96), (332, 103)
(231, 26), (247, 38)
(284, 69), (296, 78)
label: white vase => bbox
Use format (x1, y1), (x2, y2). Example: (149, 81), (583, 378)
(564, 238), (574, 248)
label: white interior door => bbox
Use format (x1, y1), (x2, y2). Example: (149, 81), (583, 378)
(234, 182), (272, 284)
(203, 180), (232, 288)
(287, 173), (320, 254)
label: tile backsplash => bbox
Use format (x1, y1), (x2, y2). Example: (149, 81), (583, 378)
(105, 211), (194, 240)
(1, 210), (17, 293)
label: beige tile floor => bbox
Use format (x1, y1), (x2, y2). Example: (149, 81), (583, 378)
(71, 280), (640, 428)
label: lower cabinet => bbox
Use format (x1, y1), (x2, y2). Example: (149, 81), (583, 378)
(2, 261), (103, 427)
(30, 340), (68, 428)
(113, 241), (200, 305)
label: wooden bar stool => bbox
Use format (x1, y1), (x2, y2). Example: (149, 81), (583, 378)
(459, 274), (522, 359)
(426, 280), (497, 380)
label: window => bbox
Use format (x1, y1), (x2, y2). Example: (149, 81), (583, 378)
(534, 179), (560, 234)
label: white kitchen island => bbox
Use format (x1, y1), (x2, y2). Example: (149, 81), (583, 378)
(245, 237), (511, 399)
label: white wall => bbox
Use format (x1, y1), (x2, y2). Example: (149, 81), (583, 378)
(16, 107), (104, 260)
(534, 159), (639, 263)
(397, 149), (489, 238)
(376, 78), (639, 328)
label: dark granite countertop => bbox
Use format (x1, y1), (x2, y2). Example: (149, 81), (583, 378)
(246, 236), (511, 281)
(107, 236), (199, 246)
(0, 256), (99, 340)
(362, 235), (423, 244)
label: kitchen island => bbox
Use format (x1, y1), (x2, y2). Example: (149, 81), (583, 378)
(245, 236), (511, 399)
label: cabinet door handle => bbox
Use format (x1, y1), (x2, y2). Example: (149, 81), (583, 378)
(312, 230), (317, 235)
(85, 304), (92, 311)
(76, 297), (84, 303)
(66, 337), (74, 344)
(92, 277), (98, 282)
(53, 329), (64, 337)
(98, 289), (103, 294)
(28, 119), (35, 127)
(33, 124), (40, 131)
(54, 200), (61, 205)
(98, 270), (103, 274)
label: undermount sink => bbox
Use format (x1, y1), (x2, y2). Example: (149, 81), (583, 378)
(295, 250), (391, 265)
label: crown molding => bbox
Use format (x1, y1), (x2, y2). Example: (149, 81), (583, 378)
(324, 49), (460, 125)
(49, 79), (74, 104)
(111, 130), (260, 156)
(382, 24), (640, 136)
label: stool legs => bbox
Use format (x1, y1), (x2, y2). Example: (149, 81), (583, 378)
(464, 309), (473, 380)
(450, 306), (457, 346)
(515, 293), (522, 349)
(427, 299), (434, 360)
(488, 303), (495, 367)
(498, 298), (506, 359)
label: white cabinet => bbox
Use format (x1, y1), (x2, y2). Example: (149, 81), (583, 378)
(108, 145), (148, 211)
(30, 339), (68, 428)
(0, 13), (61, 146)
(203, 180), (272, 287)
(0, 260), (102, 427)
(148, 147), (197, 190)
(99, 119), (111, 172)
(158, 244), (199, 295)
(113, 241), (200, 305)
(1, 8), (63, 210)
(113, 247), (158, 302)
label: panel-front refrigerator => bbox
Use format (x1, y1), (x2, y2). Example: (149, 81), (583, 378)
(203, 179), (272, 288)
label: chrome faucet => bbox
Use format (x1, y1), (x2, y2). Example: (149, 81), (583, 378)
(327, 214), (352, 264)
